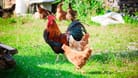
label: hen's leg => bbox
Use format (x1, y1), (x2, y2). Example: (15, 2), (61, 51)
(62, 54), (67, 61)
(75, 66), (85, 74)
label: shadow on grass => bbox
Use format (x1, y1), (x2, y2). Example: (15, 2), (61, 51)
(0, 65), (84, 78)
(1, 46), (137, 78)
(0, 50), (84, 78)
(0, 56), (84, 78)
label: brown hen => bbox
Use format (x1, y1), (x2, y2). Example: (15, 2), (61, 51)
(62, 44), (92, 70)
(56, 3), (67, 20)
(66, 3), (77, 21)
(37, 4), (52, 19)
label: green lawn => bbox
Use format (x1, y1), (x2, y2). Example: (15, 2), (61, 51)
(0, 16), (138, 78)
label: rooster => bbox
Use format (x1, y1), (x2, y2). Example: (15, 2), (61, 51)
(0, 4), (15, 18)
(62, 44), (92, 70)
(43, 15), (87, 61)
(66, 3), (77, 21)
(37, 4), (52, 19)
(56, 3), (67, 20)
(43, 15), (68, 61)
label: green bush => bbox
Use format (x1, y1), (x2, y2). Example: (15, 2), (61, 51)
(123, 15), (138, 25)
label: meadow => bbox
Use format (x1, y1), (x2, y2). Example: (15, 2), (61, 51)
(0, 15), (138, 78)
(0, 0), (138, 78)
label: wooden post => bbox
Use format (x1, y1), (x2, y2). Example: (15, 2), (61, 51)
(0, 0), (3, 7)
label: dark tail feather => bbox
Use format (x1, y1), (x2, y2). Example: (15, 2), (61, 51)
(66, 20), (87, 41)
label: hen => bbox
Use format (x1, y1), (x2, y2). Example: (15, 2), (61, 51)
(37, 4), (52, 19)
(62, 44), (92, 70)
(0, 4), (15, 18)
(69, 33), (89, 51)
(56, 3), (67, 20)
(66, 3), (77, 21)
(43, 15), (87, 61)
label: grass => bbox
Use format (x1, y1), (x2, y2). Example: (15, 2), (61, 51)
(0, 16), (138, 78)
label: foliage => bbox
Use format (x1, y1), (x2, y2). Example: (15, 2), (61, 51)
(123, 15), (138, 25)
(62, 0), (104, 24)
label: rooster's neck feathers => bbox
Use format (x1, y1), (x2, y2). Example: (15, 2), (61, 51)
(46, 16), (61, 37)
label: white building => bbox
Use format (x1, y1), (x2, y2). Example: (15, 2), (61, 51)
(15, 0), (55, 15)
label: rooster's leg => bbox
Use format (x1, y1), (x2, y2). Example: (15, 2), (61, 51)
(55, 54), (66, 63)
(55, 54), (59, 63)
